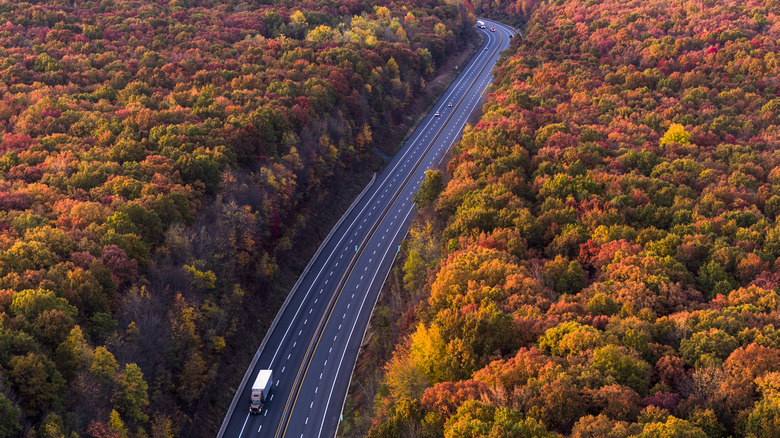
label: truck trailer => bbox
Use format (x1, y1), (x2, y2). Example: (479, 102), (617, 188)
(249, 369), (273, 414)
(477, 20), (486, 29)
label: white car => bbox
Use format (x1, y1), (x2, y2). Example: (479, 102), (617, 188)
(434, 113), (440, 117)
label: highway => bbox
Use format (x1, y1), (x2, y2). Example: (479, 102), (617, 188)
(218, 18), (515, 438)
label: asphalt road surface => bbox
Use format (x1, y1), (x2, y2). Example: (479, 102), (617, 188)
(219, 18), (515, 438)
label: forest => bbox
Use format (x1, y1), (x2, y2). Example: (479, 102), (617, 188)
(0, 0), (476, 436)
(358, 0), (780, 437)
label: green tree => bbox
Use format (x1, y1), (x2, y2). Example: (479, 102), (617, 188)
(263, 11), (284, 37)
(54, 325), (93, 379)
(33, 309), (75, 349)
(90, 346), (119, 383)
(746, 372), (780, 437)
(414, 170), (444, 208)
(115, 363), (149, 422)
(106, 211), (139, 235)
(697, 260), (735, 299)
(33, 53), (61, 73)
(687, 409), (726, 438)
(679, 329), (739, 367)
(0, 393), (22, 437)
(9, 288), (77, 321)
(591, 345), (650, 395)
(403, 249), (428, 293)
(542, 256), (586, 295)
(9, 353), (65, 415)
(368, 398), (425, 438)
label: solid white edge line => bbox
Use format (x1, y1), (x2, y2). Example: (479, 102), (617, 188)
(228, 17), (517, 438)
(319, 200), (417, 438)
(324, 18), (517, 437)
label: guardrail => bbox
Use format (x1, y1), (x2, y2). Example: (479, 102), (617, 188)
(330, 16), (521, 438)
(216, 173), (376, 438)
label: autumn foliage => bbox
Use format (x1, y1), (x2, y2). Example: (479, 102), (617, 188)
(0, 0), (475, 435)
(367, 0), (780, 436)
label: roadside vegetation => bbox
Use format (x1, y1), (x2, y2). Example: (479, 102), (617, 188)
(0, 0), (476, 435)
(357, 0), (780, 436)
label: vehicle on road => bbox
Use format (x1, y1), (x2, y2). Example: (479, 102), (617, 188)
(218, 15), (510, 438)
(490, 28), (496, 32)
(477, 20), (486, 29)
(250, 370), (273, 414)
(448, 104), (453, 107)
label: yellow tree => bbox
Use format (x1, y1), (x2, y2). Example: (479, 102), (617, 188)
(410, 323), (450, 382)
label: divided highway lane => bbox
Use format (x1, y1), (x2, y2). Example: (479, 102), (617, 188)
(219, 18), (514, 438)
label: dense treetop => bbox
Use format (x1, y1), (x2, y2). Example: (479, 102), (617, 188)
(367, 0), (780, 436)
(0, 0), (475, 435)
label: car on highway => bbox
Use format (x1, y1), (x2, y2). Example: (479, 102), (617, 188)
(490, 28), (496, 32)
(448, 104), (453, 107)
(434, 113), (440, 117)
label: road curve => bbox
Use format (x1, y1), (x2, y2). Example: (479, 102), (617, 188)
(219, 18), (515, 438)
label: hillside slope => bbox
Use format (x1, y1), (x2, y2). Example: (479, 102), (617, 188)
(0, 0), (475, 435)
(364, 0), (780, 436)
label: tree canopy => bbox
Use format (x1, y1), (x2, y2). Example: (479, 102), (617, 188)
(0, 0), (476, 434)
(364, 0), (780, 436)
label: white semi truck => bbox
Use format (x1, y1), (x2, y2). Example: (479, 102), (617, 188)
(249, 369), (273, 414)
(477, 20), (486, 29)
